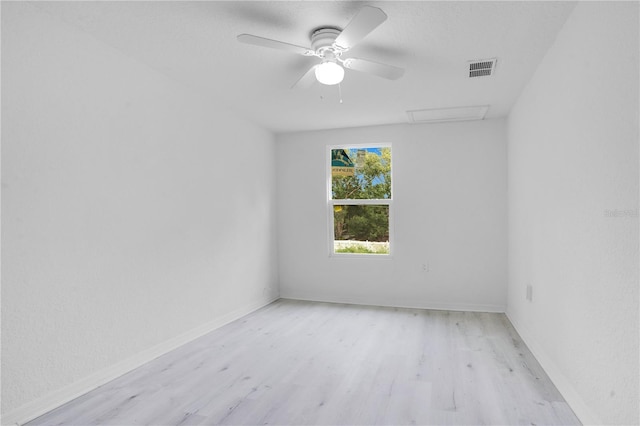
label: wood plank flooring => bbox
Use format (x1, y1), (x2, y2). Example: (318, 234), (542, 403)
(27, 299), (581, 425)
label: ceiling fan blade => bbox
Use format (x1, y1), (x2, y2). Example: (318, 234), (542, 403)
(237, 34), (314, 56)
(343, 58), (405, 80)
(334, 6), (387, 50)
(291, 65), (318, 89)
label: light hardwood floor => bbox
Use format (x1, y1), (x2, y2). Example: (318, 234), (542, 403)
(28, 299), (581, 425)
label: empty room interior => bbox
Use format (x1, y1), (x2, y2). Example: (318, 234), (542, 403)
(2, 1), (638, 425)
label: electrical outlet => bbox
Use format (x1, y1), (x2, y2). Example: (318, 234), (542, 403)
(421, 263), (429, 272)
(526, 284), (533, 302)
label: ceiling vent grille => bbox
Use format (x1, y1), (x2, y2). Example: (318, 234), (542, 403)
(469, 58), (497, 78)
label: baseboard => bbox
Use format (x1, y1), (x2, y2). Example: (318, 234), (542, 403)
(1, 295), (279, 426)
(505, 311), (601, 425)
(281, 294), (505, 313)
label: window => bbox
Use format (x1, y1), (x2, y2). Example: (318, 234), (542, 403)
(328, 144), (392, 256)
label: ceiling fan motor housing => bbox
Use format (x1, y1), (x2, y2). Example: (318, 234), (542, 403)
(310, 27), (342, 54)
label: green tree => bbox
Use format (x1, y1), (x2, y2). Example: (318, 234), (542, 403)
(332, 148), (391, 242)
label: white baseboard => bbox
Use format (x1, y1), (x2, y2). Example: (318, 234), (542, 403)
(505, 311), (601, 425)
(281, 294), (505, 313)
(1, 295), (279, 426)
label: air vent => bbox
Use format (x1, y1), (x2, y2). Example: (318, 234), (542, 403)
(468, 58), (497, 78)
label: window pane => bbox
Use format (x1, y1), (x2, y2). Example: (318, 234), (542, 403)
(331, 147), (391, 200)
(333, 205), (389, 255)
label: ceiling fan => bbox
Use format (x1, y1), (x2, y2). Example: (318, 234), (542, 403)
(237, 6), (405, 88)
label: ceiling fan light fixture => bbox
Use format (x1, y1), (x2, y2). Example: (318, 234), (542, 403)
(315, 61), (344, 85)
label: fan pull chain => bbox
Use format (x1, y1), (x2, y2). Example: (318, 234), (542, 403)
(338, 83), (343, 104)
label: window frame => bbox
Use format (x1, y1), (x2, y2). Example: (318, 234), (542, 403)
(326, 143), (394, 258)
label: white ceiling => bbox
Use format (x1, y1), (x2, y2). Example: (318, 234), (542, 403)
(32, 1), (576, 133)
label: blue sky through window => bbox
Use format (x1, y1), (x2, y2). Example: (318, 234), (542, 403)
(331, 147), (389, 198)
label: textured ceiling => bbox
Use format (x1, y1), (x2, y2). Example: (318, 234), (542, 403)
(32, 1), (576, 133)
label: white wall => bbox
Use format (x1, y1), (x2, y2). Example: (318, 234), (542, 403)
(507, 2), (639, 425)
(1, 3), (278, 422)
(277, 120), (507, 312)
